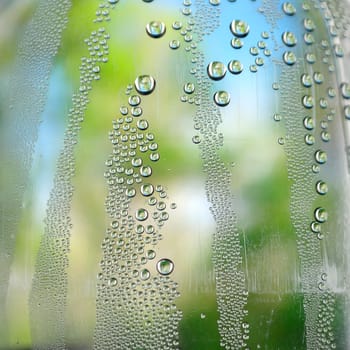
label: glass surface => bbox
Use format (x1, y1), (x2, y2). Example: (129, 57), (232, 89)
(1, 0), (350, 349)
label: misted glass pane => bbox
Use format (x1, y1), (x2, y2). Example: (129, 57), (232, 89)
(1, 0), (350, 349)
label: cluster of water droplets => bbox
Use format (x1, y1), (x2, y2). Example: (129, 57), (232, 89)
(93, 76), (181, 350)
(29, 2), (114, 349)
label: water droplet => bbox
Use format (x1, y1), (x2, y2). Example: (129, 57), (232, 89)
(273, 113), (282, 121)
(316, 181), (328, 195)
(140, 268), (150, 281)
(250, 46), (259, 55)
(200, 313), (206, 319)
(172, 21), (182, 30)
(304, 134), (315, 145)
(147, 250), (156, 259)
(213, 91), (231, 107)
(108, 277), (118, 286)
(301, 73), (312, 87)
(131, 158), (142, 167)
(334, 44), (344, 57)
(313, 72), (324, 84)
(150, 152), (160, 161)
(282, 2), (296, 15)
(169, 39), (180, 49)
(282, 32), (297, 47)
(311, 221), (321, 233)
(231, 38), (243, 49)
(314, 207), (328, 223)
(136, 208), (149, 221)
(135, 75), (156, 95)
(228, 60), (243, 74)
(321, 131), (331, 142)
(255, 57), (264, 66)
(146, 21), (166, 38)
(305, 53), (316, 64)
(192, 135), (201, 144)
(207, 61), (227, 80)
(304, 33), (315, 45)
(303, 116), (314, 130)
(315, 150), (327, 164)
(312, 164), (320, 173)
(341, 83), (350, 99)
(327, 87), (336, 98)
(345, 106), (350, 119)
(128, 95), (141, 106)
(230, 20), (250, 37)
(141, 183), (154, 196)
(137, 119), (149, 130)
(283, 51), (297, 65)
(184, 82), (195, 94)
(304, 18), (315, 31)
(140, 165), (152, 177)
(131, 106), (142, 117)
(264, 48), (271, 57)
(126, 188), (136, 197)
(272, 82), (280, 90)
(321, 272), (327, 281)
(170, 203), (177, 209)
(302, 95), (314, 108)
(319, 98), (328, 109)
(156, 258), (174, 275)
(209, 0), (220, 5)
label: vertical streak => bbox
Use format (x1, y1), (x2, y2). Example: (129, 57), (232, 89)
(0, 0), (71, 346)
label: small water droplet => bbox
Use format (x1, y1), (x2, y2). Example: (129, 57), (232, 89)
(192, 135), (201, 144)
(316, 181), (328, 195)
(278, 137), (285, 145)
(140, 268), (151, 281)
(273, 113), (282, 121)
(321, 130), (331, 142)
(135, 75), (156, 95)
(156, 258), (174, 275)
(272, 82), (280, 90)
(314, 207), (328, 223)
(283, 51), (297, 65)
(147, 250), (156, 260)
(231, 38), (243, 49)
(146, 21), (166, 38)
(282, 31), (297, 46)
(228, 60), (243, 74)
(141, 183), (154, 196)
(213, 91), (231, 106)
(108, 277), (118, 286)
(311, 221), (321, 233)
(313, 72), (324, 84)
(250, 46), (259, 55)
(128, 95), (141, 106)
(136, 208), (149, 221)
(209, 0), (220, 5)
(207, 61), (227, 80)
(334, 44), (344, 57)
(200, 313), (206, 319)
(304, 18), (315, 31)
(315, 150), (327, 164)
(304, 33), (315, 45)
(169, 39), (180, 49)
(184, 82), (195, 94)
(230, 20), (250, 37)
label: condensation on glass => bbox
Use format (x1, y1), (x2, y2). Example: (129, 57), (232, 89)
(1, 0), (350, 349)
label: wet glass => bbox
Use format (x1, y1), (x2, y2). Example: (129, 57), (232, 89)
(1, 0), (350, 349)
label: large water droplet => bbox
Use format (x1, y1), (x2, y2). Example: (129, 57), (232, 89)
(230, 20), (250, 37)
(135, 75), (156, 95)
(315, 150), (327, 164)
(282, 32), (297, 47)
(282, 2), (296, 15)
(228, 60), (243, 74)
(140, 165), (152, 177)
(302, 95), (314, 108)
(146, 21), (166, 38)
(341, 83), (350, 99)
(303, 116), (314, 130)
(213, 91), (231, 107)
(314, 207), (328, 223)
(141, 183), (154, 196)
(316, 181), (328, 195)
(156, 258), (174, 275)
(283, 51), (297, 65)
(207, 61), (227, 80)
